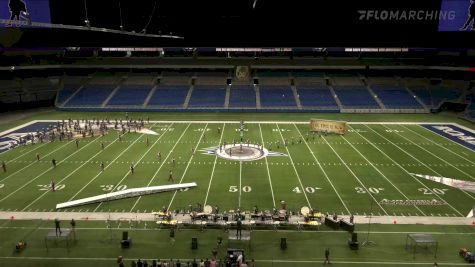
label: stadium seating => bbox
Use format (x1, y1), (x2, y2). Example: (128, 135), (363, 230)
(66, 85), (115, 106)
(296, 85), (338, 109)
(148, 85), (189, 107)
(412, 86), (462, 108)
(107, 85), (151, 106)
(333, 86), (380, 108)
(371, 86), (423, 109)
(229, 85), (256, 108)
(188, 85), (226, 108)
(259, 86), (297, 107)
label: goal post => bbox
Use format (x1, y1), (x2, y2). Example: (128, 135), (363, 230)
(309, 119), (348, 135)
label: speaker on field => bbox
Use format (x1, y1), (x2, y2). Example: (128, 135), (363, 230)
(280, 238), (287, 250)
(191, 237), (198, 250)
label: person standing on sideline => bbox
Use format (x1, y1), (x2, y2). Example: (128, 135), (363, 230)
(54, 218), (61, 236)
(236, 218), (242, 240)
(324, 248), (330, 265)
(130, 163), (135, 174)
(1, 161), (6, 173)
(52, 158), (56, 168)
(51, 180), (56, 192)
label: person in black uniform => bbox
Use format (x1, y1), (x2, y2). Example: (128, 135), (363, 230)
(8, 0), (29, 24)
(236, 218), (242, 240)
(52, 158), (57, 168)
(462, 0), (475, 30)
(54, 218), (61, 236)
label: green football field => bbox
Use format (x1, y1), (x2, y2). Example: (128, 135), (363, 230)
(1, 116), (474, 218)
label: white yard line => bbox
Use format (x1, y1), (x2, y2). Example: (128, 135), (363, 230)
(0, 136), (101, 203)
(351, 125), (465, 217)
(293, 124), (350, 214)
(340, 135), (426, 216)
(66, 126), (159, 202)
(129, 123), (191, 212)
(203, 123), (226, 206)
(21, 138), (121, 211)
(93, 123), (168, 212)
(373, 124), (475, 201)
(321, 135), (389, 216)
(386, 125), (475, 181)
(401, 125), (475, 165)
(275, 124), (311, 208)
(5, 142), (48, 163)
(0, 140), (73, 183)
(166, 123), (209, 211)
(238, 160), (242, 208)
(258, 123), (276, 208)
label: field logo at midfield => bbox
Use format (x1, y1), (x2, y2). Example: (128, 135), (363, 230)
(421, 124), (475, 151)
(200, 144), (287, 161)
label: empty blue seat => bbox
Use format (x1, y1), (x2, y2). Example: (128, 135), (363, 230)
(296, 85), (337, 108)
(260, 86), (296, 107)
(148, 85), (189, 107)
(66, 85), (114, 106)
(229, 85), (256, 107)
(108, 85), (151, 106)
(57, 87), (78, 104)
(372, 86), (422, 109)
(188, 85), (226, 107)
(333, 86), (379, 108)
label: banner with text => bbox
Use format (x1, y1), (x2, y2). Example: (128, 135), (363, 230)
(310, 119), (347, 135)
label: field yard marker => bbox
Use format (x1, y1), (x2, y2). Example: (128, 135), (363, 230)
(371, 125), (475, 201)
(67, 124), (161, 202)
(320, 135), (388, 215)
(275, 124), (311, 208)
(128, 123), (192, 212)
(0, 140), (73, 183)
(352, 125), (465, 217)
(340, 135), (426, 216)
(93, 123), (172, 212)
(167, 123), (208, 211)
(293, 124), (349, 214)
(21, 137), (121, 211)
(0, 136), (101, 203)
(203, 123), (225, 206)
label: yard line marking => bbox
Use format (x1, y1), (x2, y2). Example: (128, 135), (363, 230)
(340, 135), (426, 216)
(401, 125), (475, 167)
(0, 140), (73, 183)
(167, 123), (208, 211)
(239, 160), (242, 208)
(93, 123), (170, 212)
(203, 123), (225, 206)
(294, 124), (349, 213)
(258, 123), (276, 207)
(375, 124), (475, 201)
(0, 136), (101, 203)
(67, 125), (159, 202)
(353, 125), (465, 217)
(321, 135), (388, 216)
(5, 142), (48, 163)
(275, 124), (311, 208)
(21, 137), (121, 211)
(129, 123), (191, 212)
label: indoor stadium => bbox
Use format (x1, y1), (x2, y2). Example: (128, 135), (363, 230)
(0, 0), (474, 266)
